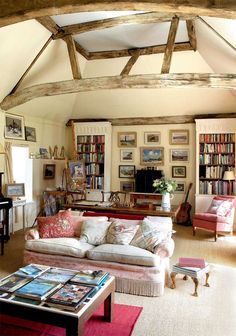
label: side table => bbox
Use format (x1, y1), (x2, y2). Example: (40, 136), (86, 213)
(170, 264), (210, 297)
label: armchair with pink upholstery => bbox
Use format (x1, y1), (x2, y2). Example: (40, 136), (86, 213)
(193, 196), (236, 241)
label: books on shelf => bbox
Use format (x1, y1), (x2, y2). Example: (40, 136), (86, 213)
(38, 267), (77, 283)
(14, 278), (61, 301)
(70, 270), (109, 286)
(178, 257), (206, 269)
(45, 282), (95, 311)
(0, 274), (31, 293)
(15, 264), (50, 278)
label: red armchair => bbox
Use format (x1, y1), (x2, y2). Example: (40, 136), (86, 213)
(193, 196), (236, 241)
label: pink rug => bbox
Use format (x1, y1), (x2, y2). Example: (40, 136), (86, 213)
(0, 303), (143, 336)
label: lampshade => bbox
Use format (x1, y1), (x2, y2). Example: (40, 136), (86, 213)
(223, 171), (235, 181)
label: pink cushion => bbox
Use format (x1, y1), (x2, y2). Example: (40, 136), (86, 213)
(194, 213), (228, 223)
(83, 212), (145, 220)
(37, 210), (75, 238)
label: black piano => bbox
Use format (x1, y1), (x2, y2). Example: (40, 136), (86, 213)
(0, 172), (13, 255)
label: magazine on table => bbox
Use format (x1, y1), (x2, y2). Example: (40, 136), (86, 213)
(38, 267), (77, 283)
(70, 270), (109, 286)
(14, 278), (62, 301)
(45, 282), (95, 311)
(0, 274), (32, 293)
(11, 295), (41, 305)
(15, 264), (50, 278)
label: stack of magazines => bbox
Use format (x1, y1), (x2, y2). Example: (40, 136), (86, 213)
(0, 264), (109, 311)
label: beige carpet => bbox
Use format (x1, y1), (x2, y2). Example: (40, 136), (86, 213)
(1, 225), (236, 336)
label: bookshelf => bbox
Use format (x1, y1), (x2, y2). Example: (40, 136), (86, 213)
(195, 118), (236, 213)
(72, 121), (112, 201)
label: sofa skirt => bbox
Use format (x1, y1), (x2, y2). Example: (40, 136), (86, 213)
(23, 250), (170, 297)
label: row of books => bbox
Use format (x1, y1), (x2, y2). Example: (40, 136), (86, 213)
(86, 176), (104, 189)
(77, 135), (105, 144)
(199, 143), (234, 153)
(0, 264), (109, 312)
(199, 153), (235, 165)
(199, 133), (235, 143)
(199, 180), (233, 195)
(201, 165), (228, 179)
(77, 143), (105, 152)
(78, 153), (104, 163)
(85, 162), (104, 175)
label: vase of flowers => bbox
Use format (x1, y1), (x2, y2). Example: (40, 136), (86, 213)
(153, 178), (177, 210)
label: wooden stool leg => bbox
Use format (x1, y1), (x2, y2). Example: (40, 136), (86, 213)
(170, 272), (177, 289)
(191, 277), (199, 297)
(205, 272), (210, 287)
(183, 275), (188, 280)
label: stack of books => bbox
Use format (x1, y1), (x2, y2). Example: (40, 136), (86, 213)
(0, 274), (32, 293)
(173, 257), (209, 278)
(70, 270), (109, 286)
(14, 264), (50, 278)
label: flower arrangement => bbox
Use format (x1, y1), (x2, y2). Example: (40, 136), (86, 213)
(153, 178), (177, 195)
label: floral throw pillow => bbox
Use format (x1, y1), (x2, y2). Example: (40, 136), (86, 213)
(37, 210), (75, 238)
(130, 218), (171, 252)
(207, 200), (224, 214)
(106, 219), (139, 245)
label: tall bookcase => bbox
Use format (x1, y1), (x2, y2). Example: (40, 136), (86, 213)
(195, 118), (236, 212)
(72, 121), (112, 201)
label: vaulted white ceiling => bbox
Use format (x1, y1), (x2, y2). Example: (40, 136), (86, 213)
(0, 10), (236, 124)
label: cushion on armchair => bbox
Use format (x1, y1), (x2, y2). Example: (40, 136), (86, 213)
(207, 198), (234, 217)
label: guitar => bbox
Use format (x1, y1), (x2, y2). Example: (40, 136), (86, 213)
(176, 183), (193, 226)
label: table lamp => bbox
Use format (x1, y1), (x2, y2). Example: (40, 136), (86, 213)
(223, 170), (235, 195)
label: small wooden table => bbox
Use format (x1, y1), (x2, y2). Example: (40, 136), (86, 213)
(64, 202), (180, 218)
(0, 274), (115, 336)
(170, 266), (210, 297)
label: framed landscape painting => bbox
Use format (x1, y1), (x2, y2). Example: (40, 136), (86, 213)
(140, 147), (164, 166)
(118, 132), (137, 148)
(120, 149), (134, 162)
(120, 181), (135, 192)
(172, 166), (186, 178)
(5, 183), (25, 197)
(119, 165), (135, 178)
(175, 181), (186, 193)
(170, 149), (189, 162)
(144, 132), (161, 145)
(5, 113), (25, 140)
(170, 130), (189, 145)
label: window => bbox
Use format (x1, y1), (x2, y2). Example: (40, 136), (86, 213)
(12, 145), (32, 202)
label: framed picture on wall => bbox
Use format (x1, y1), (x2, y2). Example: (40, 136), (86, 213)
(25, 126), (36, 142)
(119, 165), (135, 178)
(120, 149), (134, 162)
(169, 130), (189, 145)
(118, 132), (137, 147)
(5, 183), (25, 197)
(170, 149), (189, 162)
(43, 164), (56, 179)
(175, 181), (186, 193)
(120, 181), (135, 192)
(140, 147), (164, 166)
(172, 166), (186, 178)
(68, 160), (85, 180)
(144, 132), (161, 145)
(4, 113), (25, 140)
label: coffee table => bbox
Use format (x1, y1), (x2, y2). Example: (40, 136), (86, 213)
(0, 271), (115, 336)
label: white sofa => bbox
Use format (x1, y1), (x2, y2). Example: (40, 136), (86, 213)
(24, 210), (174, 297)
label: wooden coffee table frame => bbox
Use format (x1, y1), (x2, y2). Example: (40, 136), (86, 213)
(0, 276), (115, 336)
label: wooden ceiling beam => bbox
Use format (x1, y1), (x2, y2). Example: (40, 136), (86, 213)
(2, 73), (236, 111)
(88, 42), (193, 60)
(64, 35), (81, 79)
(67, 113), (236, 126)
(161, 16), (179, 74)
(36, 17), (61, 34)
(53, 12), (193, 39)
(1, 1), (236, 28)
(186, 20), (197, 51)
(120, 50), (140, 75)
